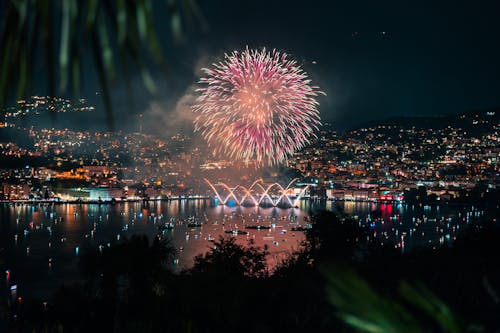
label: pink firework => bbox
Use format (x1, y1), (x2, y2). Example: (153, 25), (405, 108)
(192, 47), (324, 165)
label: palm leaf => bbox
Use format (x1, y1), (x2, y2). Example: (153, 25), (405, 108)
(0, 0), (204, 128)
(399, 281), (462, 333)
(321, 264), (464, 333)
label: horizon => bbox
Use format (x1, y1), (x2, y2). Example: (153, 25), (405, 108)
(2, 95), (498, 135)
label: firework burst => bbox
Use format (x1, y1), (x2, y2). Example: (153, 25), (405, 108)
(192, 47), (324, 165)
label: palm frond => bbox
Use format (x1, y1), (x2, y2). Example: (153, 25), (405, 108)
(321, 264), (463, 333)
(0, 0), (205, 127)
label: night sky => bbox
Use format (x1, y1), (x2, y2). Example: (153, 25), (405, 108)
(42, 0), (500, 131)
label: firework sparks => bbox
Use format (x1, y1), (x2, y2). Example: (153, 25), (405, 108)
(192, 47), (324, 165)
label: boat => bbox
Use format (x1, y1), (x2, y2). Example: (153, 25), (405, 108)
(291, 226), (310, 232)
(224, 230), (249, 235)
(245, 225), (271, 230)
(158, 223), (174, 230)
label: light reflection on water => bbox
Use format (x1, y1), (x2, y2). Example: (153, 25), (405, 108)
(0, 199), (485, 300)
(0, 200), (307, 299)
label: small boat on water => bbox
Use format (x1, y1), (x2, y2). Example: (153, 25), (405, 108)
(245, 225), (270, 230)
(291, 226), (310, 232)
(224, 230), (249, 235)
(158, 223), (174, 230)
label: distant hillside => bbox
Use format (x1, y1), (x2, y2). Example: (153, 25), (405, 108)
(0, 127), (33, 147)
(357, 109), (499, 135)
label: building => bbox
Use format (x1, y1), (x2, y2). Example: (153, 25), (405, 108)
(2, 183), (31, 200)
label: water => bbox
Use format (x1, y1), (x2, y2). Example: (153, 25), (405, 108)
(0, 199), (486, 301)
(0, 200), (307, 300)
(313, 200), (486, 251)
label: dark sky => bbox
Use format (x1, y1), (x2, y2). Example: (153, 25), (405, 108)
(42, 0), (500, 131)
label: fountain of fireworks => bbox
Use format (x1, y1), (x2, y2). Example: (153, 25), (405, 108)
(204, 178), (310, 207)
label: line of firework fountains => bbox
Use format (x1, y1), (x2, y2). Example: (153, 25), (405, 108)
(204, 178), (311, 207)
(192, 47), (324, 166)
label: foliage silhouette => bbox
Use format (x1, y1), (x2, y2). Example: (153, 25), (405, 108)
(0, 0), (206, 128)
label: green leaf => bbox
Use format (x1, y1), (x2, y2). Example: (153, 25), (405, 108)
(91, 29), (114, 129)
(0, 37), (13, 107)
(116, 0), (127, 45)
(12, 0), (28, 28)
(136, 0), (148, 41)
(59, 0), (71, 92)
(171, 12), (183, 43)
(86, 0), (98, 30)
(97, 11), (115, 81)
(141, 67), (158, 95)
(399, 281), (462, 333)
(322, 264), (421, 333)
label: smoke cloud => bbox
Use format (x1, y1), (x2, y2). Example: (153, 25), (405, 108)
(141, 84), (198, 137)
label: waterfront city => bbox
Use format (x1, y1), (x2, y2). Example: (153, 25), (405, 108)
(1, 97), (497, 207)
(1, 1), (500, 330)
(0, 97), (498, 310)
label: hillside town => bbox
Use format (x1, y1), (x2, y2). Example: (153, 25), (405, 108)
(1, 103), (497, 205)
